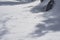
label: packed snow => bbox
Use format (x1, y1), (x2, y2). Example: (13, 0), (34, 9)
(0, 0), (60, 40)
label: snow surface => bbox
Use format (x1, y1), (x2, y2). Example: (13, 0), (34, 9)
(0, 0), (15, 1)
(0, 0), (60, 40)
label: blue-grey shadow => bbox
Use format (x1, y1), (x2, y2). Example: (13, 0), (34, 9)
(0, 17), (10, 39)
(30, 11), (60, 37)
(0, 0), (36, 6)
(0, 27), (8, 39)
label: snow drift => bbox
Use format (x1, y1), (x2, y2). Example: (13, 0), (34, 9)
(0, 0), (60, 40)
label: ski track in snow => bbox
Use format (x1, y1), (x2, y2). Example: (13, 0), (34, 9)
(0, 0), (60, 40)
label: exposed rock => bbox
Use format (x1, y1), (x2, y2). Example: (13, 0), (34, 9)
(45, 0), (55, 11)
(40, 0), (44, 2)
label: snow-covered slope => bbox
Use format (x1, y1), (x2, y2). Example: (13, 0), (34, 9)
(0, 0), (60, 40)
(0, 0), (17, 2)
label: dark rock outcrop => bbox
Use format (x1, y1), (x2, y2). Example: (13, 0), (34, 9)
(40, 0), (44, 2)
(45, 0), (55, 11)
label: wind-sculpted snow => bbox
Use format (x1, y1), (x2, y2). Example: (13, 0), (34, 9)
(0, 14), (11, 39)
(0, 0), (60, 40)
(30, 0), (60, 38)
(0, 0), (36, 5)
(0, 1), (42, 39)
(16, 0), (36, 2)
